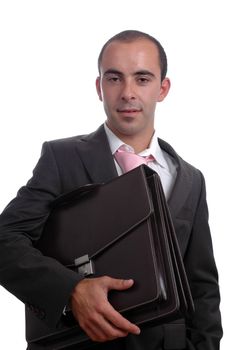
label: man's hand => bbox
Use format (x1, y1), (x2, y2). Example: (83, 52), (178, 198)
(70, 276), (141, 342)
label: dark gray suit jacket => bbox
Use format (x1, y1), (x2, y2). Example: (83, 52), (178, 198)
(0, 125), (222, 349)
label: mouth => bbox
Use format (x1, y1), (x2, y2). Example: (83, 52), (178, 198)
(117, 108), (142, 114)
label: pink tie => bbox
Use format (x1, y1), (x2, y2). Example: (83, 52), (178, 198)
(114, 147), (154, 173)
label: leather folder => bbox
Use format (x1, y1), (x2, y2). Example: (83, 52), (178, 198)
(28, 165), (194, 349)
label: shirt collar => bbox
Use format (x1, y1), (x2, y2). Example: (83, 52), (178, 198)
(104, 123), (168, 169)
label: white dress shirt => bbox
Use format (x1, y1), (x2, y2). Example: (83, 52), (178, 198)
(104, 123), (177, 200)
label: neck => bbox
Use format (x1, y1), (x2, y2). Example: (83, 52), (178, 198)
(105, 122), (155, 153)
(117, 131), (154, 154)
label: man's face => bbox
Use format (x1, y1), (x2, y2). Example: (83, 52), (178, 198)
(96, 38), (170, 140)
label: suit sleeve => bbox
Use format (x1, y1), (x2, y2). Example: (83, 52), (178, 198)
(184, 172), (223, 349)
(0, 142), (82, 327)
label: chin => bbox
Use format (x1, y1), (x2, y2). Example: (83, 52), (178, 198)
(107, 117), (146, 137)
(116, 124), (142, 137)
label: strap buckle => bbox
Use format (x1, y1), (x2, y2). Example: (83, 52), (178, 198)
(74, 254), (94, 277)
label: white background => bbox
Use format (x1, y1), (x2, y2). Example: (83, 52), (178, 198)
(0, 1), (232, 348)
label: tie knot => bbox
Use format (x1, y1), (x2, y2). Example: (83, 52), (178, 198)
(114, 147), (154, 173)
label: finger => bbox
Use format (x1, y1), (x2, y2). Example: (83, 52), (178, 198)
(81, 311), (129, 342)
(102, 302), (140, 335)
(103, 277), (134, 292)
(92, 316), (129, 341)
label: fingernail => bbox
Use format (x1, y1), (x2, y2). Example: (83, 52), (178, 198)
(125, 279), (134, 284)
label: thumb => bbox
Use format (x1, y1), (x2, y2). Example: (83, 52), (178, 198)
(106, 277), (134, 292)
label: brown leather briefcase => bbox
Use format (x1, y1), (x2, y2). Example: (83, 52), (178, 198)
(28, 165), (194, 349)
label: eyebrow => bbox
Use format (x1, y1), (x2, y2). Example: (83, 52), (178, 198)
(103, 69), (123, 77)
(103, 69), (156, 78)
(134, 70), (155, 78)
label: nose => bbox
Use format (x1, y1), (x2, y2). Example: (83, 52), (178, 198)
(120, 80), (136, 101)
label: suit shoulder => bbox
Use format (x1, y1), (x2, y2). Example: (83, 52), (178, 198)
(44, 126), (101, 148)
(48, 134), (86, 146)
(41, 125), (106, 155)
(41, 133), (90, 153)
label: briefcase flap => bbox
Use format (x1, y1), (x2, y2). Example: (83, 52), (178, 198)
(39, 166), (155, 267)
(38, 166), (163, 315)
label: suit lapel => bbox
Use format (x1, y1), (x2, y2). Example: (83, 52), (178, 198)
(76, 124), (118, 184)
(76, 127), (193, 221)
(158, 139), (193, 221)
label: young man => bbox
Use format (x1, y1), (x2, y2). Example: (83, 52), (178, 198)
(0, 30), (222, 349)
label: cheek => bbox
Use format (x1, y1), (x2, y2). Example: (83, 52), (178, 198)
(102, 90), (117, 107)
(140, 87), (159, 103)
(143, 96), (157, 111)
(102, 95), (116, 116)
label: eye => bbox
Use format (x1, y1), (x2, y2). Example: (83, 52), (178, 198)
(137, 76), (150, 85)
(109, 77), (120, 82)
(105, 74), (122, 83)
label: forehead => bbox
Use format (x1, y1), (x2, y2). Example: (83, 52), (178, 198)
(100, 39), (160, 74)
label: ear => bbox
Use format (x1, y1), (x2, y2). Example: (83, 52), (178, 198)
(96, 77), (103, 101)
(158, 77), (171, 102)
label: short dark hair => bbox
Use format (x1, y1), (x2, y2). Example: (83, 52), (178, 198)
(98, 30), (168, 81)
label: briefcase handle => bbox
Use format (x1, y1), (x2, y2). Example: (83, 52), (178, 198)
(51, 183), (102, 209)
